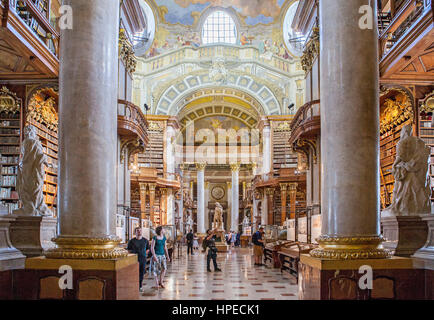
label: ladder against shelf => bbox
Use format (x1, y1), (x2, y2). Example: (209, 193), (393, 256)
(0, 87), (22, 214)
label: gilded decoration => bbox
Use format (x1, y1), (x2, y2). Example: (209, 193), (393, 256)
(310, 235), (392, 260)
(301, 27), (319, 74)
(148, 120), (164, 131)
(380, 92), (413, 134)
(275, 121), (291, 132)
(27, 89), (58, 131)
(195, 162), (207, 171)
(0, 86), (20, 114)
(420, 91), (434, 112)
(119, 28), (137, 74)
(45, 236), (129, 259)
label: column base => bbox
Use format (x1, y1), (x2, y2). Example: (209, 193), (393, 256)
(10, 215), (57, 257)
(45, 236), (129, 259)
(413, 215), (434, 261)
(0, 216), (25, 272)
(13, 254), (139, 300)
(381, 215), (429, 257)
(215, 242), (230, 252)
(299, 254), (427, 300)
(310, 235), (392, 260)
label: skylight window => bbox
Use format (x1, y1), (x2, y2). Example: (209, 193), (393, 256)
(202, 11), (237, 45)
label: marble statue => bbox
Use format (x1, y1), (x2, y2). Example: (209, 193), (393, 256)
(185, 211), (193, 232)
(383, 125), (431, 216)
(13, 126), (53, 217)
(213, 202), (224, 230)
(242, 215), (250, 228)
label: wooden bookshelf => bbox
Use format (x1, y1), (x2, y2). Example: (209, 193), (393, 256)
(0, 87), (22, 214)
(27, 88), (59, 216)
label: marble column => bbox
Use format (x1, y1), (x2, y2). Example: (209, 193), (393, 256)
(261, 191), (268, 225)
(139, 183), (147, 221)
(196, 163), (206, 234)
(166, 189), (174, 225)
(280, 183), (288, 226)
(205, 182), (210, 230)
(165, 118), (178, 177)
(261, 119), (271, 180)
(227, 182), (232, 231)
(230, 163), (240, 232)
(310, 0), (390, 260)
(46, 0), (127, 259)
(266, 188), (275, 225)
(289, 183), (298, 220)
(149, 184), (156, 225)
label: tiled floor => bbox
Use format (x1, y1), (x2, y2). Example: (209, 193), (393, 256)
(139, 247), (299, 300)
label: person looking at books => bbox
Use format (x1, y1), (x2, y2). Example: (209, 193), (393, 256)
(127, 227), (150, 292)
(151, 226), (171, 289)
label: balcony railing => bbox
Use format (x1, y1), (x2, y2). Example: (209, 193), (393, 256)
(379, 0), (430, 58)
(6, 0), (60, 57)
(117, 99), (149, 146)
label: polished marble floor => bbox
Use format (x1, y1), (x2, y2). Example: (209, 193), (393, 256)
(139, 247), (299, 300)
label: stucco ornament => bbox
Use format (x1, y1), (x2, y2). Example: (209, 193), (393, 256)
(209, 58), (228, 84)
(13, 126), (53, 217)
(382, 125), (431, 217)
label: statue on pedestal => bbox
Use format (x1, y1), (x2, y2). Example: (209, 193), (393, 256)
(383, 125), (431, 216)
(185, 211), (194, 233)
(13, 126), (53, 217)
(213, 202), (224, 231)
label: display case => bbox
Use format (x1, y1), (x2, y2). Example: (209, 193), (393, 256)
(264, 225), (279, 243)
(116, 214), (126, 243)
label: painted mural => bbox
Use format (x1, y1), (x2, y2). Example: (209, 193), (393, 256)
(143, 0), (295, 60)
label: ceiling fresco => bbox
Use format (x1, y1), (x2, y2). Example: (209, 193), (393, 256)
(141, 0), (297, 60)
(155, 0), (287, 26)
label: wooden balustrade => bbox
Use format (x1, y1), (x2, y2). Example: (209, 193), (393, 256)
(117, 99), (149, 146)
(289, 100), (320, 145)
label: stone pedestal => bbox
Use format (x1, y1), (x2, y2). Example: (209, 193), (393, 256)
(381, 216), (428, 257)
(413, 215), (434, 261)
(299, 255), (426, 300)
(0, 216), (25, 271)
(10, 216), (57, 257)
(13, 255), (138, 300)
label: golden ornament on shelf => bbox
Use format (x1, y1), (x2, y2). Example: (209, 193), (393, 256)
(27, 88), (59, 131)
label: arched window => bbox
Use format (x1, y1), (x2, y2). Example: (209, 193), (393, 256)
(202, 11), (237, 45)
(283, 1), (305, 57)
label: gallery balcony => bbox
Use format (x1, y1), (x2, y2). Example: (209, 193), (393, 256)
(0, 0), (59, 79)
(289, 100), (320, 146)
(379, 0), (434, 84)
(130, 168), (181, 190)
(118, 99), (149, 148)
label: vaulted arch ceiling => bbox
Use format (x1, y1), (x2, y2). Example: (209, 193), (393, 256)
(155, 72), (282, 116)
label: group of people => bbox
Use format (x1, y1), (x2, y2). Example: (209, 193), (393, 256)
(128, 225), (267, 292)
(225, 230), (241, 248)
(127, 226), (171, 292)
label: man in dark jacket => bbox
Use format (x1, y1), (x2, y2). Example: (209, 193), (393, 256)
(205, 229), (222, 272)
(186, 229), (194, 255)
(128, 227), (150, 292)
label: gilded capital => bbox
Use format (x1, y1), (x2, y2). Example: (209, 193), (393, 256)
(280, 183), (288, 192)
(195, 162), (207, 171)
(149, 184), (156, 192)
(139, 183), (148, 192)
(289, 183), (298, 193)
(230, 162), (241, 172)
(227, 182), (232, 189)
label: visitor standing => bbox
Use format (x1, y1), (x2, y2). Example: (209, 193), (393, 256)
(193, 234), (199, 250)
(127, 227), (150, 292)
(230, 231), (236, 248)
(186, 229), (194, 255)
(252, 226), (265, 266)
(205, 229), (222, 272)
(151, 226), (171, 289)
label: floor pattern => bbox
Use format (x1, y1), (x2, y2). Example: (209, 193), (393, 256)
(139, 247), (299, 300)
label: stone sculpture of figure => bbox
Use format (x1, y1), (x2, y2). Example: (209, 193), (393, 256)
(213, 202), (224, 229)
(14, 126), (53, 217)
(185, 211), (193, 232)
(383, 125), (431, 216)
(243, 214), (250, 227)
